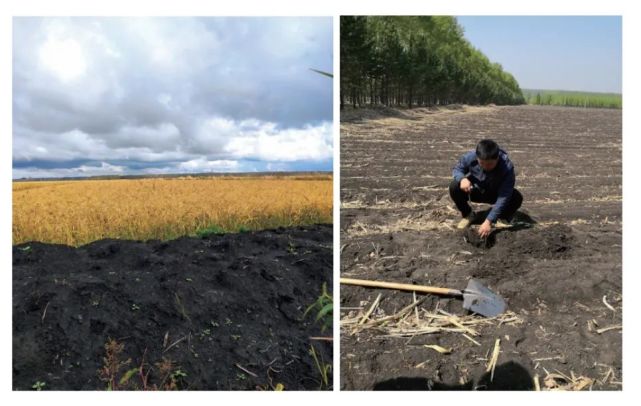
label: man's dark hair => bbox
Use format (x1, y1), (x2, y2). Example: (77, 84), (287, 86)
(476, 139), (500, 160)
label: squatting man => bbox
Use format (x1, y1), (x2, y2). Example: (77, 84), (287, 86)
(449, 139), (523, 238)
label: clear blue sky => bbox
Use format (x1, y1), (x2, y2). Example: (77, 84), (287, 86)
(457, 16), (622, 94)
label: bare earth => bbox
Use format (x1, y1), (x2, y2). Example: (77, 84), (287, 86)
(340, 105), (622, 390)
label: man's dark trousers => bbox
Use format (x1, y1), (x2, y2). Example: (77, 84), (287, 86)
(448, 178), (523, 222)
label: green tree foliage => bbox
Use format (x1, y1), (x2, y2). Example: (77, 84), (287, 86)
(340, 16), (525, 109)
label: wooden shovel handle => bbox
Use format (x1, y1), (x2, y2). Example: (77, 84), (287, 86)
(340, 278), (462, 297)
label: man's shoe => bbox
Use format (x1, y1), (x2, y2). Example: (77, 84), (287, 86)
(495, 219), (512, 229)
(457, 212), (475, 229)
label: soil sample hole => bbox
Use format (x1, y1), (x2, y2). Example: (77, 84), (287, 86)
(463, 227), (496, 249)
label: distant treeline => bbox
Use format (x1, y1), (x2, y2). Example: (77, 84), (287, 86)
(523, 89), (622, 109)
(340, 16), (525, 109)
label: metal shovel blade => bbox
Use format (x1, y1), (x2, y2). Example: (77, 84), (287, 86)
(462, 279), (507, 317)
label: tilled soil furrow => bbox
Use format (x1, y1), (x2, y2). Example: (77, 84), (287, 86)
(340, 105), (622, 391)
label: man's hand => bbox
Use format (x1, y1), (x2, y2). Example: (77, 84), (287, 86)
(460, 178), (472, 193)
(478, 219), (492, 238)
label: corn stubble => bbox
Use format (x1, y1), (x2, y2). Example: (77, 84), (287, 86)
(13, 175), (332, 246)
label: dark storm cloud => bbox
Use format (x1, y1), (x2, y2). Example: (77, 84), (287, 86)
(12, 17), (333, 178)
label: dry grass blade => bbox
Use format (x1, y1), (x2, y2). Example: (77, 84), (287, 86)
(602, 295), (616, 312)
(440, 312), (479, 337)
(235, 363), (258, 378)
(162, 331), (169, 349)
(341, 296), (523, 345)
(543, 370), (594, 391)
(359, 294), (382, 325)
(595, 324), (622, 334)
(415, 360), (430, 369)
(532, 356), (564, 362)
(462, 334), (481, 346)
(342, 296), (427, 331)
(486, 339), (501, 382)
(601, 369), (612, 384)
(346, 212), (454, 237)
(41, 301), (50, 324)
(423, 344), (452, 354)
(163, 336), (186, 353)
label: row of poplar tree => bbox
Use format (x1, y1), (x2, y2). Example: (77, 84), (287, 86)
(340, 16), (525, 109)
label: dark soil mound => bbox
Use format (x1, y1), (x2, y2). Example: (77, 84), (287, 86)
(13, 225), (333, 391)
(471, 224), (575, 280)
(492, 224), (574, 259)
(465, 224), (572, 256)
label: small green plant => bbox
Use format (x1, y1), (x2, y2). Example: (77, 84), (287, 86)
(168, 368), (188, 389)
(174, 293), (191, 322)
(303, 282), (333, 332)
(131, 303), (140, 311)
(196, 225), (226, 237)
(119, 367), (140, 387)
(32, 381), (46, 391)
(155, 358), (187, 390)
(309, 345), (331, 390)
(19, 246), (32, 252)
(287, 238), (297, 255)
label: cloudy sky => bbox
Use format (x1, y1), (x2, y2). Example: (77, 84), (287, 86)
(12, 17), (333, 179)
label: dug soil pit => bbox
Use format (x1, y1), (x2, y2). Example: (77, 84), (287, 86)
(13, 225), (333, 390)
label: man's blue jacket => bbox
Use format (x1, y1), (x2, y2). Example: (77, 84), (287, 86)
(452, 149), (516, 223)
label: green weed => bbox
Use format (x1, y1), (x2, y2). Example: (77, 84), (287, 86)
(196, 225), (226, 237)
(303, 282), (333, 332)
(309, 345), (331, 390)
(98, 339), (187, 390)
(31, 381), (46, 391)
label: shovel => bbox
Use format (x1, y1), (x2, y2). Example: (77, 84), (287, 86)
(340, 277), (507, 317)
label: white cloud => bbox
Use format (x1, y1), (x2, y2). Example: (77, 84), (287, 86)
(13, 17), (333, 178)
(177, 158), (240, 172)
(38, 36), (87, 82)
(224, 121), (333, 161)
(191, 117), (334, 162)
(13, 162), (125, 179)
(14, 116), (332, 166)
(13, 128), (109, 162)
(265, 162), (290, 171)
(108, 123), (182, 151)
(191, 117), (239, 152)
(123, 18), (221, 74)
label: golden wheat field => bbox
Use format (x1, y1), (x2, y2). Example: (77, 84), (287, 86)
(13, 175), (333, 246)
